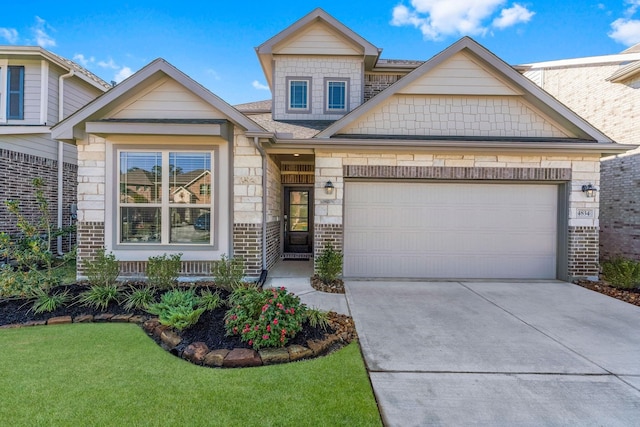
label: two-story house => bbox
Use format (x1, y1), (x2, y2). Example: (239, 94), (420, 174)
(517, 45), (640, 261)
(53, 8), (628, 281)
(0, 46), (110, 252)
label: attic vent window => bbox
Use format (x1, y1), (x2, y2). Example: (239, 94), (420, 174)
(288, 78), (310, 112)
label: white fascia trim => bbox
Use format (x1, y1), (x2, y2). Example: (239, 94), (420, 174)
(518, 52), (640, 69)
(40, 60), (49, 124)
(0, 126), (51, 134)
(0, 60), (7, 123)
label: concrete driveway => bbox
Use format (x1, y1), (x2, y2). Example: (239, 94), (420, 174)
(345, 280), (640, 426)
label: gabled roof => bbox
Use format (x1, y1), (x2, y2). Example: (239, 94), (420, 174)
(255, 8), (381, 88)
(316, 37), (612, 143)
(0, 45), (111, 91)
(52, 58), (269, 140)
(607, 60), (640, 83)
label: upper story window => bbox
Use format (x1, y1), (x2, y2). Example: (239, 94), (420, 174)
(7, 66), (24, 120)
(118, 150), (213, 245)
(287, 77), (311, 113)
(325, 79), (348, 113)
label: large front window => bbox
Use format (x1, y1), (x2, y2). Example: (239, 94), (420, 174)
(118, 150), (212, 245)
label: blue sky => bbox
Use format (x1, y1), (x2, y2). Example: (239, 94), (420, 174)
(2, 1), (639, 105)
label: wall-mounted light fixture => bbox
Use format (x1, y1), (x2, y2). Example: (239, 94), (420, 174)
(582, 183), (597, 198)
(324, 180), (334, 195)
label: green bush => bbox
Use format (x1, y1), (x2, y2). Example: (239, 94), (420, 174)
(602, 258), (640, 289)
(31, 289), (71, 314)
(316, 243), (343, 283)
(123, 286), (156, 311)
(147, 253), (182, 289)
(305, 307), (330, 330)
(212, 254), (245, 290)
(85, 250), (119, 287)
(224, 286), (307, 350)
(146, 288), (204, 331)
(199, 289), (223, 311)
(78, 284), (121, 310)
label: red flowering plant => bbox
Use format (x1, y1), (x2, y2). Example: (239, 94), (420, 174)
(224, 286), (307, 350)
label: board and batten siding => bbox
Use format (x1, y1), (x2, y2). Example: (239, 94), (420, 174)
(273, 21), (363, 56)
(0, 134), (77, 165)
(112, 78), (226, 120)
(399, 51), (523, 96)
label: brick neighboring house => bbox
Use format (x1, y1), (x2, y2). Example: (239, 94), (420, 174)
(0, 46), (110, 252)
(518, 44), (640, 261)
(53, 8), (628, 281)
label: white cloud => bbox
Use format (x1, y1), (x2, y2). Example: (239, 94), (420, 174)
(609, 18), (640, 45)
(492, 4), (535, 29)
(73, 54), (95, 68)
(0, 28), (19, 44)
(609, 0), (640, 46)
(206, 68), (221, 80)
(252, 80), (270, 90)
(114, 66), (133, 83)
(97, 58), (119, 69)
(32, 16), (56, 48)
(390, 0), (534, 40)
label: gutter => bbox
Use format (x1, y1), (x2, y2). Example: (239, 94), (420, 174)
(252, 136), (268, 271)
(57, 69), (74, 255)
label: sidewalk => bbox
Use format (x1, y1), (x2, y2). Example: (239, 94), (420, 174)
(264, 259), (349, 315)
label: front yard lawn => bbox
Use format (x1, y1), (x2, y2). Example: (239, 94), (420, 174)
(0, 323), (381, 426)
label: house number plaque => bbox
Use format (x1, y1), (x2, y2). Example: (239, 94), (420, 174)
(576, 208), (594, 219)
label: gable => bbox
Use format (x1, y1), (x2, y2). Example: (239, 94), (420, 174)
(273, 20), (363, 56)
(398, 51), (522, 96)
(110, 77), (226, 120)
(339, 94), (570, 138)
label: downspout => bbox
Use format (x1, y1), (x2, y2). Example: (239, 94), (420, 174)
(252, 137), (268, 270)
(57, 69), (74, 255)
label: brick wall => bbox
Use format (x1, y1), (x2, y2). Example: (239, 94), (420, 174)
(76, 221), (105, 277)
(568, 226), (600, 278)
(313, 223), (343, 273)
(364, 73), (404, 101)
(118, 261), (214, 278)
(233, 223), (262, 277)
(600, 153), (640, 260)
(266, 220), (281, 269)
(0, 148), (77, 253)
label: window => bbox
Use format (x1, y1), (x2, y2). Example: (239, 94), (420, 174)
(326, 80), (346, 111)
(287, 78), (310, 112)
(118, 150), (213, 245)
(7, 66), (24, 120)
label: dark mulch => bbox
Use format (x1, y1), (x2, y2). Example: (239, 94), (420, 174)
(0, 283), (334, 352)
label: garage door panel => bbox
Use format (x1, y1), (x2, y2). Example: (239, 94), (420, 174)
(344, 182), (558, 279)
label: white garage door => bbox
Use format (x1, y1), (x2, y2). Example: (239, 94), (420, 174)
(343, 181), (558, 279)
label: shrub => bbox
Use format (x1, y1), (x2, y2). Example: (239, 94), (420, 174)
(212, 254), (245, 290)
(147, 253), (182, 289)
(85, 250), (119, 287)
(602, 258), (640, 289)
(316, 243), (343, 284)
(224, 286), (307, 350)
(31, 289), (71, 314)
(305, 307), (330, 330)
(146, 288), (204, 331)
(78, 284), (121, 310)
(199, 289), (223, 311)
(123, 286), (156, 311)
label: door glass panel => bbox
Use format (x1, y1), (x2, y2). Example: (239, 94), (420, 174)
(289, 191), (309, 232)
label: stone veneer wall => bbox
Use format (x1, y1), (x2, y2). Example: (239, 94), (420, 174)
(233, 223), (262, 277)
(364, 73), (405, 101)
(314, 152), (601, 280)
(600, 153), (640, 260)
(0, 148), (77, 253)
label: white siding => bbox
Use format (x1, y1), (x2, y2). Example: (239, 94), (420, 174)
(63, 77), (103, 120)
(0, 133), (76, 164)
(112, 78), (226, 119)
(47, 66), (60, 125)
(6, 59), (41, 125)
(273, 21), (363, 56)
(399, 52), (522, 96)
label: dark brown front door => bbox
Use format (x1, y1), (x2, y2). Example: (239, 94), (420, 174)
(284, 187), (312, 253)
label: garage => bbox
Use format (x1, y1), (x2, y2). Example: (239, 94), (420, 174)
(343, 181), (559, 279)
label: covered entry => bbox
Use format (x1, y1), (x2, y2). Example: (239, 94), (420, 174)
(343, 181), (559, 279)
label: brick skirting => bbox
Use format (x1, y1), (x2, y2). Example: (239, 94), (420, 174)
(568, 226), (599, 279)
(233, 223), (262, 277)
(265, 221), (281, 270)
(314, 223), (343, 273)
(76, 221), (105, 277)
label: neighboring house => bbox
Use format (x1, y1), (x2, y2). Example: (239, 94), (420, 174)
(518, 45), (640, 261)
(0, 46), (110, 252)
(52, 8), (628, 281)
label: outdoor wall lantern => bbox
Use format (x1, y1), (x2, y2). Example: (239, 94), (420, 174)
(582, 183), (598, 198)
(324, 180), (334, 195)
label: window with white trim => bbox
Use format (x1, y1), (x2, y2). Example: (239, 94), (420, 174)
(326, 80), (346, 111)
(288, 79), (309, 110)
(7, 66), (24, 120)
(118, 150), (213, 245)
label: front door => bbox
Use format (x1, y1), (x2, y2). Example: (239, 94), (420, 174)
(284, 187), (312, 253)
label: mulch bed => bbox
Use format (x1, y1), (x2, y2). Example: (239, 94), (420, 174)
(310, 275), (345, 294)
(0, 283), (357, 368)
(573, 279), (640, 307)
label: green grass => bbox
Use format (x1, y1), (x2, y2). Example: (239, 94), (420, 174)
(0, 323), (381, 426)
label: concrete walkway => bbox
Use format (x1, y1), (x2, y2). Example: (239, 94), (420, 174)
(346, 280), (640, 426)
